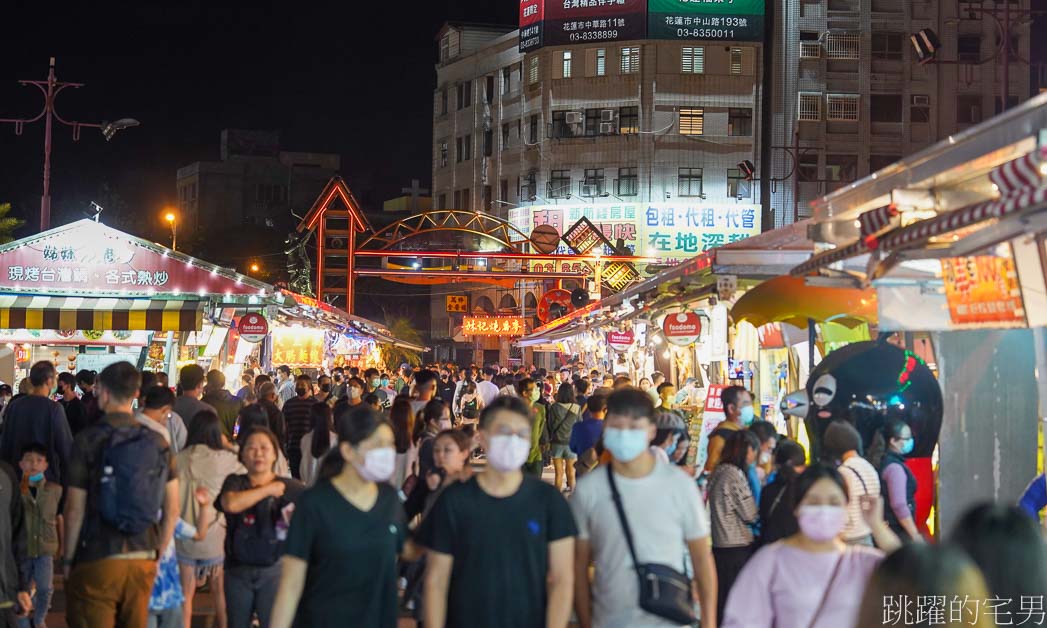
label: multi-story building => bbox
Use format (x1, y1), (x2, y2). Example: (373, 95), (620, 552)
(767, 0), (1033, 226)
(430, 21), (765, 364)
(176, 129), (340, 239)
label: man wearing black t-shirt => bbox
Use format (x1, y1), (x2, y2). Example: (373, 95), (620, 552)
(419, 396), (577, 628)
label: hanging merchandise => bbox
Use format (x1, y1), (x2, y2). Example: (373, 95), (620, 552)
(709, 303), (729, 361)
(662, 312), (702, 346)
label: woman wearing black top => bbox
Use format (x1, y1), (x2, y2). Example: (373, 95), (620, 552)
(270, 405), (411, 628)
(758, 439), (806, 545)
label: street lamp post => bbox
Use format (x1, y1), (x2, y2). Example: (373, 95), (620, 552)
(0, 57), (139, 231)
(164, 212), (177, 251)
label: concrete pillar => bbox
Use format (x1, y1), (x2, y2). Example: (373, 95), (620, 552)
(936, 329), (1040, 535)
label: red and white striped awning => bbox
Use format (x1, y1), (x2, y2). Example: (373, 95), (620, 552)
(858, 204), (899, 238)
(791, 148), (1046, 276)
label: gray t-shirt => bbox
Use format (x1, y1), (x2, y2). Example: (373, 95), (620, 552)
(570, 459), (711, 628)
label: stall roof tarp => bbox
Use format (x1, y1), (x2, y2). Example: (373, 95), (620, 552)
(0, 219), (287, 304)
(0, 294), (203, 332)
(730, 275), (877, 329)
(278, 290), (426, 353)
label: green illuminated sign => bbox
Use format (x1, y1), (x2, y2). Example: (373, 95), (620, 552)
(647, 0), (764, 42)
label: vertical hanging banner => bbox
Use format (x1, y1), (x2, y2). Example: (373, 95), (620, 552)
(520, 0), (545, 51)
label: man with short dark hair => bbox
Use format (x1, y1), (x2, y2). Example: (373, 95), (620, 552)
(421, 396), (576, 628)
(202, 369), (243, 439)
(63, 362), (179, 628)
(476, 367), (500, 407)
(314, 374), (335, 406)
(58, 371), (89, 436)
(572, 387), (717, 628)
(558, 368), (571, 384)
(275, 365), (296, 406)
(135, 385), (186, 453)
(411, 369), (438, 417)
(75, 369), (100, 426)
(703, 385), (754, 474)
(283, 374), (315, 480)
(0, 361), (73, 486)
(172, 364), (214, 437)
(437, 369), (456, 407)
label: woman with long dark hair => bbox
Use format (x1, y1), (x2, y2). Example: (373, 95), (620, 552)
(175, 410), (244, 628)
(217, 427), (304, 628)
(758, 439), (806, 545)
(299, 402), (336, 486)
(546, 382), (581, 492)
(723, 464), (901, 628)
(270, 405), (408, 628)
(236, 404), (291, 477)
(389, 395), (417, 489)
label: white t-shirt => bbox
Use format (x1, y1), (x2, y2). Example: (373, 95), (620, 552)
(476, 380), (500, 406)
(571, 459), (711, 628)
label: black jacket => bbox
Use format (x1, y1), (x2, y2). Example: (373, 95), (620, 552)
(0, 462), (28, 603)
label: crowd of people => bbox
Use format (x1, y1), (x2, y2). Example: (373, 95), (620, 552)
(0, 359), (1044, 627)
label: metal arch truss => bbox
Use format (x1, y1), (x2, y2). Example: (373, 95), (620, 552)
(359, 210), (530, 252)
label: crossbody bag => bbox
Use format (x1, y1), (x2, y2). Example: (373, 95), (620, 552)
(607, 465), (697, 624)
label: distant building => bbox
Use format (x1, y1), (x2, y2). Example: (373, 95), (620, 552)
(382, 179), (432, 213)
(175, 129), (340, 238)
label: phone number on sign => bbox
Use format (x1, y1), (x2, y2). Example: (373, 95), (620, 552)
(569, 30), (619, 42)
(677, 28), (743, 38)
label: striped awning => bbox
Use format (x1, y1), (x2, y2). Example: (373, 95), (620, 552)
(790, 240), (869, 276)
(0, 296), (204, 331)
(858, 204), (899, 237)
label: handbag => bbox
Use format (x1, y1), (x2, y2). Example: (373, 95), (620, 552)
(607, 466), (697, 625)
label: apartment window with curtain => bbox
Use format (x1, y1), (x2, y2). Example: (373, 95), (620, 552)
(619, 106), (639, 134)
(682, 46), (704, 73)
(596, 48), (606, 75)
(529, 56), (540, 83)
(616, 167), (638, 196)
(679, 108), (704, 135)
(678, 168), (703, 197)
(562, 51), (573, 78)
(620, 46), (639, 73)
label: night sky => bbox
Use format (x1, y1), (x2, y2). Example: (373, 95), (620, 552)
(0, 1), (517, 243)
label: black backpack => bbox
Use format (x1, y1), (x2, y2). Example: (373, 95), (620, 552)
(97, 424), (168, 535)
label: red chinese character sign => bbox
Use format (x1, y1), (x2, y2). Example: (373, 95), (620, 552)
(462, 316), (525, 336)
(0, 220), (266, 297)
(271, 327), (325, 365)
(663, 311), (702, 346)
(941, 256), (1025, 326)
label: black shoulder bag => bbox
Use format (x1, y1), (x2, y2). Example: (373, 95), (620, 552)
(607, 465), (697, 624)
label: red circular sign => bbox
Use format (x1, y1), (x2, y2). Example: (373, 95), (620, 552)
(607, 330), (635, 352)
(238, 313), (269, 343)
(536, 289), (573, 323)
(662, 312), (702, 346)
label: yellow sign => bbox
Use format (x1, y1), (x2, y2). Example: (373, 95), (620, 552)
(941, 256), (1025, 326)
(446, 295), (469, 313)
(463, 316), (525, 336)
(271, 327), (326, 366)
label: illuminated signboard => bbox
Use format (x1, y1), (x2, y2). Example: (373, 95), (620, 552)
(446, 295), (469, 313)
(463, 316), (526, 336)
(511, 202), (760, 271)
(543, 0), (647, 46)
(520, 0), (544, 51)
(563, 216), (614, 255)
(647, 0), (765, 42)
(941, 256), (1026, 326)
(271, 327), (326, 365)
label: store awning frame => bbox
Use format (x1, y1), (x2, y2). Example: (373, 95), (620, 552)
(0, 295), (204, 331)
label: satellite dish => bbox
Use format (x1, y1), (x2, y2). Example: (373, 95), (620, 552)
(571, 288), (590, 308)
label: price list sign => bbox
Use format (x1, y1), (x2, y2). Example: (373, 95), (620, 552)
(544, 0), (647, 46)
(647, 0), (765, 42)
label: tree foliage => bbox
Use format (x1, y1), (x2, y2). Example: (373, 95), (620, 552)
(379, 311), (423, 371)
(0, 203), (25, 244)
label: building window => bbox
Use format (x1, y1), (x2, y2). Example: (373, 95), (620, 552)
(437, 193), (446, 209)
(582, 168), (605, 196)
(455, 137), (463, 163)
(453, 190), (461, 209)
(529, 114), (539, 143)
(562, 51), (573, 78)
(502, 66), (512, 94)
(552, 110), (582, 138)
(462, 135), (472, 160)
(825, 32), (860, 59)
(549, 170), (571, 198)
(826, 94), (859, 121)
(911, 95), (931, 122)
(798, 153), (819, 181)
(500, 179), (509, 202)
(870, 155), (901, 172)
(596, 48), (606, 76)
(870, 94), (903, 122)
(483, 129), (493, 157)
(957, 94), (982, 124)
(585, 108), (602, 136)
(727, 168), (751, 198)
(730, 47), (744, 74)
(798, 92), (821, 121)
(439, 140), (449, 167)
(501, 123), (510, 150)
(728, 108), (753, 136)
(620, 46), (639, 74)
(871, 32), (904, 60)
(825, 155), (858, 183)
(462, 188), (471, 211)
(616, 167), (638, 196)
(619, 106), (639, 134)
(521, 171), (537, 199)
(957, 35), (981, 64)
(529, 56), (540, 83)
(679, 108), (704, 135)
(483, 185), (492, 211)
(485, 76), (494, 103)
(800, 32), (821, 59)
(439, 88), (448, 115)
(682, 46), (704, 73)
(678, 168), (704, 197)
(456, 80), (472, 109)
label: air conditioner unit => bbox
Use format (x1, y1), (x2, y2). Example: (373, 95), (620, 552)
(599, 122), (617, 134)
(911, 94), (930, 106)
(565, 111), (584, 124)
(581, 184), (599, 197)
(600, 109), (617, 122)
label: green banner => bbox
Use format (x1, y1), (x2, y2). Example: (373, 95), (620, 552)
(648, 0), (764, 42)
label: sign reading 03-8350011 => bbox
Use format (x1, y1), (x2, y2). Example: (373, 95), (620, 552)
(647, 0), (764, 43)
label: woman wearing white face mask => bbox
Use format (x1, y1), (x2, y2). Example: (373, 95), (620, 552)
(722, 464), (901, 628)
(270, 405), (409, 628)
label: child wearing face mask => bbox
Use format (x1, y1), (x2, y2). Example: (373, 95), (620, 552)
(18, 442), (62, 628)
(722, 464), (901, 628)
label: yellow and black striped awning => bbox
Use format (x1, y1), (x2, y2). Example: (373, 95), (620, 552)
(0, 296), (203, 332)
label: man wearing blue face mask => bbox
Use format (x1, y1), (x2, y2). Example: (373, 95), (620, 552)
(703, 386), (755, 476)
(571, 387), (718, 628)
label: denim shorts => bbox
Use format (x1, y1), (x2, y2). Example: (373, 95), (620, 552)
(176, 555), (223, 580)
(549, 443), (578, 460)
